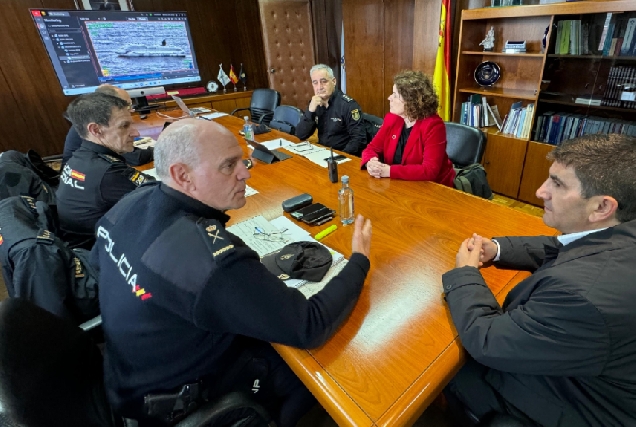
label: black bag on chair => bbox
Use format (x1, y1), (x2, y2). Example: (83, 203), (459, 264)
(453, 164), (493, 200)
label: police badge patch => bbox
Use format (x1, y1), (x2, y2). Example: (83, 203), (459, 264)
(129, 171), (147, 187)
(351, 109), (360, 121)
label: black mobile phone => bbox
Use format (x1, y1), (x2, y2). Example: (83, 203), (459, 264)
(291, 203), (326, 220)
(301, 206), (333, 224)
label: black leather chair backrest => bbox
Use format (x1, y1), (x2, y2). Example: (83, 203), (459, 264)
(269, 105), (303, 135)
(444, 122), (486, 168)
(361, 113), (383, 144)
(272, 105), (302, 127)
(249, 89), (281, 126)
(0, 298), (116, 427)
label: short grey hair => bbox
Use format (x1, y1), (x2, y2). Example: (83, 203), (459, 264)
(95, 85), (121, 97)
(66, 92), (128, 139)
(154, 122), (202, 180)
(310, 64), (335, 79)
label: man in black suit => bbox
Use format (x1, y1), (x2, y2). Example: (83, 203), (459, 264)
(443, 134), (636, 426)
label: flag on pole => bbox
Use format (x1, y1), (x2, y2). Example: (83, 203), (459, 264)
(217, 64), (231, 87)
(229, 64), (239, 84)
(239, 63), (246, 85)
(433, 0), (452, 121)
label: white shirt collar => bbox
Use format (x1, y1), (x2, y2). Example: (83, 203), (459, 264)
(557, 228), (607, 246)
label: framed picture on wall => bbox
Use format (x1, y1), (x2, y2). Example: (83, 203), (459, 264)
(79, 0), (134, 11)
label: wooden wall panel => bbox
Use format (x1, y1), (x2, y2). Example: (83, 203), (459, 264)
(0, 0), (76, 155)
(0, 0), (268, 155)
(343, 0), (385, 117)
(383, 0), (414, 114)
(413, 0), (442, 77)
(343, 0), (445, 118)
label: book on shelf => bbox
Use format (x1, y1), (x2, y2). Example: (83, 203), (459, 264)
(602, 65), (636, 108)
(598, 13), (614, 52)
(533, 111), (636, 145)
(460, 95), (500, 129)
(500, 102), (533, 139)
(622, 18), (636, 55)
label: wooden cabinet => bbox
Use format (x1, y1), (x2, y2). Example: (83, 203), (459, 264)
(453, 1), (636, 205)
(482, 130), (528, 197)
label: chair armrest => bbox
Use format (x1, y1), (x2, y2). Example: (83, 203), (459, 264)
(175, 391), (275, 427)
(230, 107), (250, 117)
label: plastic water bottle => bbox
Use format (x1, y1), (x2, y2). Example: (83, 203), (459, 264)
(338, 175), (355, 225)
(243, 116), (254, 141)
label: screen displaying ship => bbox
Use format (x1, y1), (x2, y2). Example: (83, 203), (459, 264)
(116, 43), (186, 57)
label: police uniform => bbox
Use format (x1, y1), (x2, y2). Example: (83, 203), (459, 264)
(92, 182), (370, 426)
(295, 88), (367, 156)
(62, 126), (154, 166)
(0, 195), (99, 323)
(56, 140), (152, 248)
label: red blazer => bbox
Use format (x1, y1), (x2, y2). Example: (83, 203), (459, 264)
(361, 113), (455, 186)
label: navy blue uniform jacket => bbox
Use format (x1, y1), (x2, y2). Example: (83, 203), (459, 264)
(92, 182), (370, 414)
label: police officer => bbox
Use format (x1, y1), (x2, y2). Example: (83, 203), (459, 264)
(92, 119), (372, 426)
(57, 92), (152, 249)
(62, 84), (154, 166)
(295, 64), (367, 156)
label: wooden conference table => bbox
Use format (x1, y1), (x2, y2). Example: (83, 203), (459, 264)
(134, 111), (557, 427)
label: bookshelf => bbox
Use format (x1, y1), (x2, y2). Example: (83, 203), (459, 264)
(453, 1), (636, 204)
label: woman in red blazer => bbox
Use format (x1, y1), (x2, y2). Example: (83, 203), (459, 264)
(361, 71), (455, 187)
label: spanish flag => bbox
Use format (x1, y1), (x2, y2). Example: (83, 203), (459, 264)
(229, 65), (239, 85)
(70, 169), (86, 181)
(433, 0), (452, 121)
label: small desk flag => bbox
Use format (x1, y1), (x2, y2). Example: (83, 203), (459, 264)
(217, 64), (231, 87)
(229, 64), (239, 84)
(239, 63), (247, 84)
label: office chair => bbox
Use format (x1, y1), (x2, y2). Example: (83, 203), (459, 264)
(361, 113), (383, 145)
(444, 122), (486, 168)
(269, 105), (303, 135)
(230, 89), (281, 126)
(0, 298), (274, 427)
(0, 195), (99, 324)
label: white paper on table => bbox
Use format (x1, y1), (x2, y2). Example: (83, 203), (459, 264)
(285, 142), (325, 156)
(259, 138), (297, 150)
(133, 137), (156, 149)
(190, 107), (212, 114)
(227, 215), (291, 257)
(200, 112), (228, 120)
(244, 185), (258, 197)
(303, 150), (351, 168)
(269, 216), (312, 241)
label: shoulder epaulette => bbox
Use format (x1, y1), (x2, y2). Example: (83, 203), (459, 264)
(36, 229), (54, 245)
(20, 196), (37, 213)
(195, 218), (236, 263)
(341, 93), (353, 102)
(98, 153), (123, 164)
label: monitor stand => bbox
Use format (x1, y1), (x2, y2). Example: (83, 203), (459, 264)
(127, 86), (165, 114)
(132, 96), (158, 115)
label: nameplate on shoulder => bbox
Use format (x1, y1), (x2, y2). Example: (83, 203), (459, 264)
(196, 219), (236, 263)
(98, 154), (122, 163)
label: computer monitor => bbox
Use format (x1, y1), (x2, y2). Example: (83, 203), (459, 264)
(29, 9), (201, 96)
